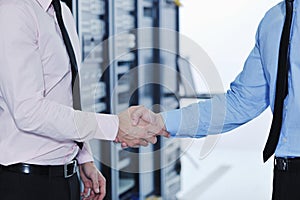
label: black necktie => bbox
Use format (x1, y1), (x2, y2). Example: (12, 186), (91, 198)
(263, 0), (294, 162)
(52, 0), (83, 149)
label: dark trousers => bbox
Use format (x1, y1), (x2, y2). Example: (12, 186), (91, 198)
(0, 169), (80, 200)
(272, 167), (300, 200)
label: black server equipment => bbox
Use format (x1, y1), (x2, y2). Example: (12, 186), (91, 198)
(100, 0), (140, 199)
(70, 0), (108, 170)
(153, 1), (181, 200)
(71, 0), (181, 199)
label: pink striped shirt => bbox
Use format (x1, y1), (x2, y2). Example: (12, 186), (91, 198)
(0, 0), (118, 165)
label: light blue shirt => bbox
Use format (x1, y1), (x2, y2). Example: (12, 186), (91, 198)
(162, 1), (300, 158)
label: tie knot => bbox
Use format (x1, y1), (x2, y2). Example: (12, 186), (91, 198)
(52, 0), (61, 14)
(286, 0), (294, 3)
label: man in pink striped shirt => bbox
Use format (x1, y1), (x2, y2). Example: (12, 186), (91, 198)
(0, 0), (167, 199)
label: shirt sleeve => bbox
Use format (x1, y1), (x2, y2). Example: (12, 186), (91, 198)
(162, 27), (269, 137)
(0, 3), (118, 142)
(76, 142), (94, 164)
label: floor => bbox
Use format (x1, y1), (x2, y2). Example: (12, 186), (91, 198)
(176, 139), (274, 200)
(174, 97), (275, 200)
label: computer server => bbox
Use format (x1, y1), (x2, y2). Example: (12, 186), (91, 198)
(102, 0), (140, 199)
(69, 0), (181, 199)
(69, 0), (109, 170)
(153, 1), (181, 199)
(135, 0), (159, 199)
(136, 0), (181, 199)
(74, 0), (107, 113)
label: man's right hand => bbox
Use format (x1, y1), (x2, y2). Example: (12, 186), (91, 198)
(130, 106), (167, 134)
(115, 106), (170, 148)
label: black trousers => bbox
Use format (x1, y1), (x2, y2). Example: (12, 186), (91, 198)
(272, 167), (300, 200)
(0, 169), (80, 200)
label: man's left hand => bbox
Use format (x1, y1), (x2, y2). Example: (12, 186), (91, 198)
(79, 162), (106, 200)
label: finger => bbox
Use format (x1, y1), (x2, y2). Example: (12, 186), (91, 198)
(97, 190), (106, 200)
(158, 130), (171, 138)
(150, 136), (157, 144)
(137, 118), (150, 126)
(138, 139), (149, 147)
(98, 174), (106, 200)
(145, 123), (163, 135)
(114, 137), (120, 143)
(81, 185), (91, 198)
(98, 192), (106, 200)
(121, 142), (129, 148)
(82, 188), (92, 200)
(144, 122), (169, 138)
(84, 190), (95, 200)
(94, 191), (105, 200)
(90, 174), (100, 194)
(142, 136), (157, 144)
(131, 106), (149, 125)
(133, 138), (149, 147)
(90, 191), (96, 199)
(129, 139), (143, 148)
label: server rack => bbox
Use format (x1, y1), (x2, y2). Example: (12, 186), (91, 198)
(101, 0), (141, 199)
(153, 1), (181, 199)
(135, 0), (159, 199)
(70, 0), (181, 199)
(69, 0), (109, 171)
(136, 0), (181, 199)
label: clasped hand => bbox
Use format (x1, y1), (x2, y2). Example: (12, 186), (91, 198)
(115, 106), (169, 148)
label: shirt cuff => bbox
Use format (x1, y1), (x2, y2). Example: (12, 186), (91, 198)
(161, 103), (204, 138)
(95, 114), (119, 140)
(74, 111), (119, 141)
(161, 109), (182, 137)
(76, 142), (94, 164)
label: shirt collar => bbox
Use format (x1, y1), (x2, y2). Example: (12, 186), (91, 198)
(35, 0), (52, 12)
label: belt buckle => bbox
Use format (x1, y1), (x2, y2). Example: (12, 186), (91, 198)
(64, 160), (77, 178)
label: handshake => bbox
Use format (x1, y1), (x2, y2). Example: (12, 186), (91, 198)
(115, 106), (170, 148)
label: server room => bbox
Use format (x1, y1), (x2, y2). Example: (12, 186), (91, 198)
(1, 0), (298, 200)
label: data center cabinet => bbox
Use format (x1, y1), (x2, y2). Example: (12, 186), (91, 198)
(71, 0), (181, 199)
(152, 1), (181, 200)
(70, 0), (109, 170)
(102, 0), (141, 199)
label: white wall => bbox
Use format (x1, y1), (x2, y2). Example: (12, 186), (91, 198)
(180, 0), (281, 89)
(178, 1), (282, 199)
(179, 0), (281, 151)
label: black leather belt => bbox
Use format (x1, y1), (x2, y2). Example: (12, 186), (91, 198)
(274, 157), (300, 172)
(0, 160), (78, 178)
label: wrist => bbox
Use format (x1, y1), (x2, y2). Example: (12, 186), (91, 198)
(80, 161), (94, 166)
(157, 113), (167, 131)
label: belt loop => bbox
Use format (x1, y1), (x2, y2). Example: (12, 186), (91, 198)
(282, 158), (288, 171)
(275, 157), (289, 171)
(286, 159), (290, 171)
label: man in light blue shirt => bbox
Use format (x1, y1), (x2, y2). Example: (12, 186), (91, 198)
(130, 0), (300, 199)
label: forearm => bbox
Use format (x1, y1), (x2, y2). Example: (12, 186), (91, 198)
(14, 98), (118, 142)
(162, 92), (268, 137)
